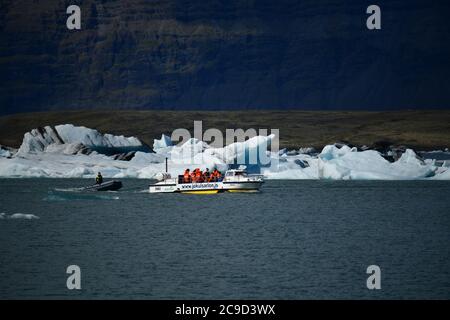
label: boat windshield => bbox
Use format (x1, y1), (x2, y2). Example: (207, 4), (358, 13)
(226, 171), (247, 177)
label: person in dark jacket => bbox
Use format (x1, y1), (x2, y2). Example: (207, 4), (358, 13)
(96, 172), (103, 184)
(203, 168), (210, 182)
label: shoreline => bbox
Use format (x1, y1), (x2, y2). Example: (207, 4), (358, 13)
(1, 110), (449, 151)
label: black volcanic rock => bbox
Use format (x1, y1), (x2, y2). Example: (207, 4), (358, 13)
(1, 0), (450, 114)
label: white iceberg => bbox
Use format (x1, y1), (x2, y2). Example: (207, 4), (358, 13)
(0, 148), (12, 158)
(16, 124), (147, 157)
(0, 124), (449, 180)
(306, 145), (436, 180)
(0, 213), (39, 220)
(153, 134), (173, 153)
(54, 124), (143, 149)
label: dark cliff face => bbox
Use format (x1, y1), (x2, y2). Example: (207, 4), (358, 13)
(0, 0), (449, 114)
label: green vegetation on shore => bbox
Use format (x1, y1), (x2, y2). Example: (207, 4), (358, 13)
(1, 110), (449, 151)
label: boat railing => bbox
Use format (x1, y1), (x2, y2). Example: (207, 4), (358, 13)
(224, 173), (264, 182)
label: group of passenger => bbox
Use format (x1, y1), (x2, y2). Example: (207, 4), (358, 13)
(183, 168), (222, 183)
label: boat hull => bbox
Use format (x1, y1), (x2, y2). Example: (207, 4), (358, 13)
(222, 181), (263, 191)
(85, 180), (123, 191)
(181, 190), (220, 194)
(149, 181), (263, 194)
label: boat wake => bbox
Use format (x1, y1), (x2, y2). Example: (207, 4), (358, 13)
(44, 191), (120, 202)
(135, 189), (151, 193)
(54, 187), (84, 192)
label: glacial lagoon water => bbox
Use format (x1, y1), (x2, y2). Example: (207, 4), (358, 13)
(0, 179), (449, 299)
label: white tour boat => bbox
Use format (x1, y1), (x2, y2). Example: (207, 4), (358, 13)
(149, 169), (264, 194)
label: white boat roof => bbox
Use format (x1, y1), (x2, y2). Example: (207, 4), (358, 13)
(226, 169), (246, 173)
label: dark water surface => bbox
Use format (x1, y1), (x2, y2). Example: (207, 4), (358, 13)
(0, 179), (449, 299)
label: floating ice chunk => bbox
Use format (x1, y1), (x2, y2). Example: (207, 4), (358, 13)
(262, 165), (316, 179)
(319, 144), (357, 161)
(129, 151), (166, 165)
(112, 168), (139, 179)
(390, 149), (436, 179)
(395, 149), (424, 165)
(298, 147), (317, 155)
(65, 167), (95, 178)
(16, 125), (146, 157)
(0, 148), (11, 158)
(55, 124), (143, 148)
(16, 126), (63, 155)
(0, 213), (40, 220)
(9, 213), (40, 220)
(209, 134), (275, 165)
(432, 168), (450, 180)
(319, 148), (390, 179)
(171, 138), (208, 157)
(1, 123), (449, 180)
(44, 142), (91, 155)
(316, 145), (437, 180)
(153, 134), (172, 152)
(0, 161), (52, 178)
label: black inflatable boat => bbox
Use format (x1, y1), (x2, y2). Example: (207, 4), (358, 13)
(84, 180), (122, 191)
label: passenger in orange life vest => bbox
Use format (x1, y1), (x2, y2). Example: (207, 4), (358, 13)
(192, 168), (200, 182)
(183, 169), (191, 183)
(190, 169), (197, 182)
(195, 168), (203, 182)
(215, 169), (222, 181)
(211, 169), (221, 182)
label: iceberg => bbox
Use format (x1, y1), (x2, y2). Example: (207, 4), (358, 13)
(0, 124), (449, 180)
(9, 213), (40, 220)
(153, 134), (173, 153)
(0, 147), (12, 158)
(0, 213), (39, 220)
(16, 124), (148, 157)
(54, 124), (143, 149)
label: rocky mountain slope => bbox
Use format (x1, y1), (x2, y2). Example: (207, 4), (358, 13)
(1, 0), (449, 113)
